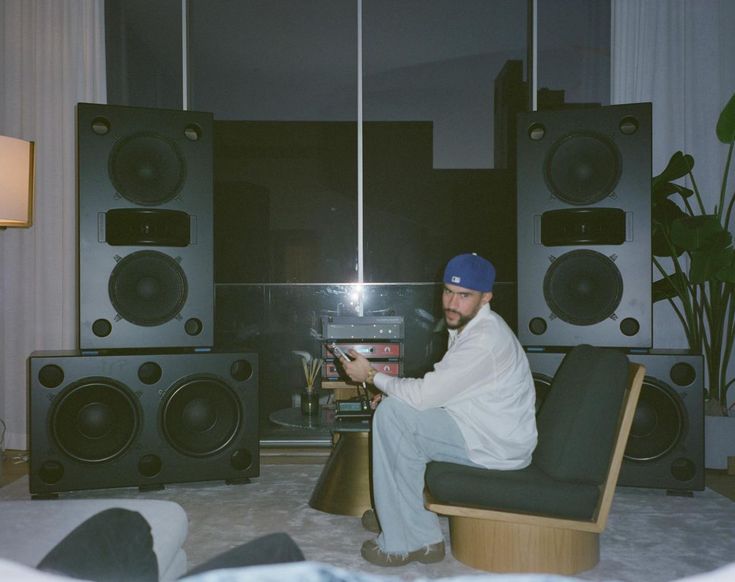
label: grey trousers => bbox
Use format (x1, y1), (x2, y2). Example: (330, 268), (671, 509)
(371, 396), (484, 553)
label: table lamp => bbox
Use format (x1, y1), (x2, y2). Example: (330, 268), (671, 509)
(0, 134), (35, 229)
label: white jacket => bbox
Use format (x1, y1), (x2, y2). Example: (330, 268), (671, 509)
(373, 303), (538, 469)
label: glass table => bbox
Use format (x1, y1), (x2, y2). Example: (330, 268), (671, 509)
(269, 407), (373, 516)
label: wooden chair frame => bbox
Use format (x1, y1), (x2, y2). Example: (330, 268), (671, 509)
(425, 363), (645, 575)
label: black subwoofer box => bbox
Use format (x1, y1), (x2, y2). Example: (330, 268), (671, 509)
(527, 349), (704, 492)
(516, 103), (652, 348)
(29, 350), (259, 496)
(77, 102), (214, 350)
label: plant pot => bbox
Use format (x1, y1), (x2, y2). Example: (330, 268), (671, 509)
(704, 414), (735, 470)
(300, 388), (320, 417)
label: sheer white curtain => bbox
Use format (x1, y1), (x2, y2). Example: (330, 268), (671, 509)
(611, 0), (735, 358)
(0, 0), (106, 450)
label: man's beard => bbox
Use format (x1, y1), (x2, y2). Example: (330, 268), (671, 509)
(444, 309), (473, 330)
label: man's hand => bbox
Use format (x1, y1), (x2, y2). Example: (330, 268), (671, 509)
(343, 350), (373, 383)
(370, 393), (383, 410)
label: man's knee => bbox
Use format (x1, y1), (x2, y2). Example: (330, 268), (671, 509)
(374, 396), (403, 425)
(374, 397), (416, 436)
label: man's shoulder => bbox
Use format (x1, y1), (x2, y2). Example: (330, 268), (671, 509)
(463, 307), (515, 346)
(478, 305), (512, 333)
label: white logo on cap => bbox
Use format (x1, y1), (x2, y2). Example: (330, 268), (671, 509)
(451, 275), (461, 283)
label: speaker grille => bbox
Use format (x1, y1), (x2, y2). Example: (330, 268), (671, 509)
(51, 380), (139, 463)
(108, 250), (188, 326)
(543, 250), (623, 325)
(109, 132), (186, 206)
(544, 132), (621, 205)
(625, 378), (685, 462)
(162, 377), (241, 457)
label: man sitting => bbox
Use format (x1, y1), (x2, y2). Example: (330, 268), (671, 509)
(343, 252), (538, 567)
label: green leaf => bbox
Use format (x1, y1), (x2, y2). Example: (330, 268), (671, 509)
(652, 199), (686, 257)
(689, 247), (733, 284)
(670, 215), (731, 252)
(652, 151), (695, 186)
(716, 92), (735, 144)
(715, 248), (735, 283)
(652, 272), (689, 302)
(652, 180), (694, 205)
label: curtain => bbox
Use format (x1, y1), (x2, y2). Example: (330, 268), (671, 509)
(611, 0), (735, 356)
(0, 0), (106, 450)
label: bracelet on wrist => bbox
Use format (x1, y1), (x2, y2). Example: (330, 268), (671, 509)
(366, 368), (377, 383)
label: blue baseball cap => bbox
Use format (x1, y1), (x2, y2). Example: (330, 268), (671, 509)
(443, 253), (495, 292)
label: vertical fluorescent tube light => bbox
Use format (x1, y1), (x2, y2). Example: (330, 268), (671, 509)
(356, 0), (365, 315)
(0, 135), (35, 228)
(529, 0), (538, 111)
(182, 0), (189, 110)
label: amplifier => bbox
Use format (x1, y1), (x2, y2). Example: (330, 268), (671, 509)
(323, 360), (401, 380)
(321, 315), (404, 341)
(321, 342), (402, 358)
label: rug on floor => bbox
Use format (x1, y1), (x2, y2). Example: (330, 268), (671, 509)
(1, 464), (733, 581)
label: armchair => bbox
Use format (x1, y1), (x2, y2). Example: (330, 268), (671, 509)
(425, 344), (645, 574)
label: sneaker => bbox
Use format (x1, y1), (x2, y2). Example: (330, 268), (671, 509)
(361, 509), (380, 533)
(361, 538), (445, 567)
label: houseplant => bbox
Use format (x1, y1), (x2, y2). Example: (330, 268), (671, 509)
(651, 91), (735, 417)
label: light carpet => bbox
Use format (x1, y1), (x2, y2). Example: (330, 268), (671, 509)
(1, 464), (733, 581)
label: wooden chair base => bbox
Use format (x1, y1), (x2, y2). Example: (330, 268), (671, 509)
(448, 515), (600, 575)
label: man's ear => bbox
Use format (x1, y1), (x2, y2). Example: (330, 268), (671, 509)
(482, 292), (493, 305)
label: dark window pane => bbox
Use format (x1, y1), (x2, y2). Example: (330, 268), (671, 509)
(362, 0), (527, 283)
(188, 0), (358, 283)
(105, 0), (183, 108)
(537, 0), (610, 108)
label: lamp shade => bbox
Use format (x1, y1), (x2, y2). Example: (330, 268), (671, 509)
(0, 134), (35, 228)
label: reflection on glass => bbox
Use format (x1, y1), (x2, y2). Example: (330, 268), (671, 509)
(362, 1), (527, 283)
(188, 0), (359, 283)
(105, 0), (183, 108)
(216, 281), (516, 438)
(537, 0), (610, 108)
(363, 0), (527, 169)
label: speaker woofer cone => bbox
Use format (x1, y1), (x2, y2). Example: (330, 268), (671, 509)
(108, 132), (186, 206)
(109, 250), (188, 326)
(51, 380), (139, 463)
(544, 132), (621, 205)
(543, 250), (623, 326)
(162, 377), (241, 457)
(625, 378), (685, 462)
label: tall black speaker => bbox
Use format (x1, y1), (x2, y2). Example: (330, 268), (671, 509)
(77, 103), (214, 350)
(29, 351), (258, 496)
(527, 349), (704, 492)
(517, 103), (652, 348)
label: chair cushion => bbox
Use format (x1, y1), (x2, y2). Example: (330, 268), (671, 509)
(533, 345), (629, 484)
(425, 461), (600, 520)
(425, 345), (632, 522)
